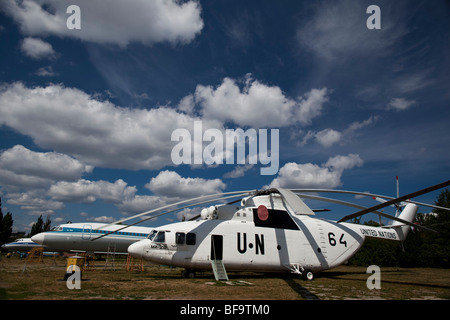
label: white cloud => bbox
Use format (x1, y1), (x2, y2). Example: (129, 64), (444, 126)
(86, 216), (116, 223)
(118, 195), (169, 216)
(48, 179), (136, 204)
(146, 170), (226, 199)
(20, 37), (56, 59)
(299, 116), (378, 148)
(268, 154), (363, 189)
(0, 82), (221, 171)
(2, 0), (203, 46)
(223, 165), (254, 179)
(35, 65), (57, 76)
(190, 75), (329, 127)
(6, 192), (64, 215)
(387, 98), (416, 111)
(314, 128), (342, 148)
(296, 0), (405, 61)
(0, 145), (92, 182)
(323, 154), (363, 172)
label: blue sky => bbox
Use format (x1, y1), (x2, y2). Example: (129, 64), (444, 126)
(0, 0), (449, 232)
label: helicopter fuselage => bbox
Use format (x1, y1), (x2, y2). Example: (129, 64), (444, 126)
(128, 193), (413, 275)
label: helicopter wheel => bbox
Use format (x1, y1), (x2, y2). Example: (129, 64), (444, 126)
(182, 269), (196, 278)
(302, 269), (314, 281)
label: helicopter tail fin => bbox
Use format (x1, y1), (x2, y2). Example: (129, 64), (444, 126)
(390, 203), (418, 241)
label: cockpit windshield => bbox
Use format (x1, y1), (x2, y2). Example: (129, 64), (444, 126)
(148, 230), (158, 241)
(51, 225), (62, 231)
(147, 230), (165, 243)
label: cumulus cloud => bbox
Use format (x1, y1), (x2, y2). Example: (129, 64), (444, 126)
(20, 37), (56, 59)
(6, 192), (64, 216)
(268, 154), (363, 189)
(35, 65), (57, 77)
(48, 179), (137, 204)
(313, 128), (342, 148)
(118, 195), (168, 216)
(299, 116), (378, 148)
(0, 145), (93, 194)
(186, 75), (329, 128)
(0, 145), (92, 182)
(0, 82), (222, 170)
(86, 216), (116, 223)
(387, 98), (416, 111)
(2, 0), (203, 46)
(146, 170), (226, 199)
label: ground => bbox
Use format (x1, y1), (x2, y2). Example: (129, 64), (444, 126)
(1, 254), (449, 300)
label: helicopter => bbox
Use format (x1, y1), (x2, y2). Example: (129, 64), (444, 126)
(95, 180), (450, 281)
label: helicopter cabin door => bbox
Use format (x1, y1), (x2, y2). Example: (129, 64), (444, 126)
(210, 235), (228, 281)
(210, 235), (223, 260)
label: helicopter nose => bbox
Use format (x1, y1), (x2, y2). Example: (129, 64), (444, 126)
(31, 233), (45, 245)
(128, 241), (144, 259)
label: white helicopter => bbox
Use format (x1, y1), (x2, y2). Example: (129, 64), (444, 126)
(97, 180), (449, 280)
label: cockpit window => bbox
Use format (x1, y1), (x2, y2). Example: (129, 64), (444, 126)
(148, 230), (158, 241)
(154, 231), (165, 243)
(51, 226), (62, 231)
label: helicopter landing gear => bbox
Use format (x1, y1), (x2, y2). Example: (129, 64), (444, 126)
(289, 264), (314, 280)
(182, 268), (196, 278)
(301, 269), (314, 281)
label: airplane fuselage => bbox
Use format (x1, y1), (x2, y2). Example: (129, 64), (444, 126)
(31, 223), (151, 254)
(1, 238), (42, 252)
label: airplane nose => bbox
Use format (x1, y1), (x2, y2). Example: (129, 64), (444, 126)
(128, 241), (144, 259)
(31, 233), (45, 245)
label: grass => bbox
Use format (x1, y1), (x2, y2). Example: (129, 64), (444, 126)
(1, 255), (449, 300)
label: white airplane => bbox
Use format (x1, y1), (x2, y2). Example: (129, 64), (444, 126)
(124, 181), (450, 280)
(31, 222), (151, 254)
(1, 238), (42, 252)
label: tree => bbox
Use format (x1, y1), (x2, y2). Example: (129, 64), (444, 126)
(28, 215), (52, 238)
(0, 197), (14, 246)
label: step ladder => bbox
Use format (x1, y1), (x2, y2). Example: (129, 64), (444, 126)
(104, 242), (116, 270)
(211, 259), (228, 281)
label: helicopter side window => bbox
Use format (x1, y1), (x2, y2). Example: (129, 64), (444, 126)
(154, 231), (165, 243)
(186, 232), (196, 245)
(176, 232), (185, 245)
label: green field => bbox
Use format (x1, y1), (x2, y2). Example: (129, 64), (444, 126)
(1, 255), (449, 300)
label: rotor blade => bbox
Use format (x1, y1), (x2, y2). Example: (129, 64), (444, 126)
(276, 188), (315, 215)
(290, 188), (450, 212)
(91, 192), (250, 241)
(337, 180), (450, 223)
(97, 190), (255, 230)
(296, 193), (437, 233)
(295, 193), (386, 216)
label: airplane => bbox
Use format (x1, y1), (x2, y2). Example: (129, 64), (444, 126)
(1, 238), (43, 252)
(31, 222), (152, 254)
(121, 180), (450, 280)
